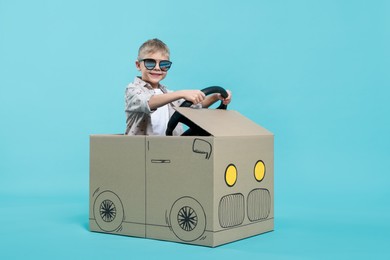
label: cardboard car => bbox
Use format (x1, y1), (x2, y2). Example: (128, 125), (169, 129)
(89, 107), (274, 247)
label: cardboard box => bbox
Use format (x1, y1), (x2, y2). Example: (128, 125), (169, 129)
(89, 108), (274, 247)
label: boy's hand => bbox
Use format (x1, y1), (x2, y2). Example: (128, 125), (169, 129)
(216, 90), (232, 105)
(200, 89), (232, 108)
(179, 90), (206, 104)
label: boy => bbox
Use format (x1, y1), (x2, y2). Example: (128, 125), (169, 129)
(125, 38), (231, 135)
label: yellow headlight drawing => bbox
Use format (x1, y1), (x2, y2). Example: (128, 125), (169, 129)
(225, 164), (237, 187)
(254, 160), (265, 182)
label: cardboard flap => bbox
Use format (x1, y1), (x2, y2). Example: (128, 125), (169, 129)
(175, 108), (273, 136)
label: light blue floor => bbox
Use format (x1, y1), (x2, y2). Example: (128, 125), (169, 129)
(2, 173), (389, 259)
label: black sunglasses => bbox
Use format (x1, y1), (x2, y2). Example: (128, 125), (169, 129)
(139, 58), (172, 72)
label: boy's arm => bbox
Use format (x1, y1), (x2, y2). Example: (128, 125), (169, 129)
(148, 90), (206, 110)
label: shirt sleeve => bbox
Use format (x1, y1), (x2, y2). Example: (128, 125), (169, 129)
(125, 86), (154, 114)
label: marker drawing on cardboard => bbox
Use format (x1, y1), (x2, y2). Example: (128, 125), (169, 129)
(192, 138), (212, 159)
(89, 86), (274, 247)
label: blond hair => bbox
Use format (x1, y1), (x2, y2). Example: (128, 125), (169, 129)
(137, 38), (170, 60)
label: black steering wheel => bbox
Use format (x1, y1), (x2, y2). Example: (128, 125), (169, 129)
(165, 86), (228, 136)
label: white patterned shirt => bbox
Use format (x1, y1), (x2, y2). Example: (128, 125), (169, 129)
(124, 77), (184, 135)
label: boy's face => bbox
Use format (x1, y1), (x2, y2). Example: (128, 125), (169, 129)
(136, 51), (170, 88)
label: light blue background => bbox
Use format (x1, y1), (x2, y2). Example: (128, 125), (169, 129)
(1, 0), (389, 259)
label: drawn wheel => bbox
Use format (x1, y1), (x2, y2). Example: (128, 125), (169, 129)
(170, 197), (206, 242)
(100, 199), (116, 222)
(93, 191), (124, 232)
(178, 206), (198, 231)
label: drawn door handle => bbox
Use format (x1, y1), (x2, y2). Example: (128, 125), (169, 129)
(151, 159), (171, 163)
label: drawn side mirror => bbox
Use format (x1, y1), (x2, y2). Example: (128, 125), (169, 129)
(192, 138), (212, 159)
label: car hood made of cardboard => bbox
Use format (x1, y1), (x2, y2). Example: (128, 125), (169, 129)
(175, 107), (273, 137)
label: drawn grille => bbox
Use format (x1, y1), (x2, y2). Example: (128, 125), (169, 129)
(218, 193), (245, 228)
(247, 189), (271, 221)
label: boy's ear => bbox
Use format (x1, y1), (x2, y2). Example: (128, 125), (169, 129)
(135, 60), (141, 71)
